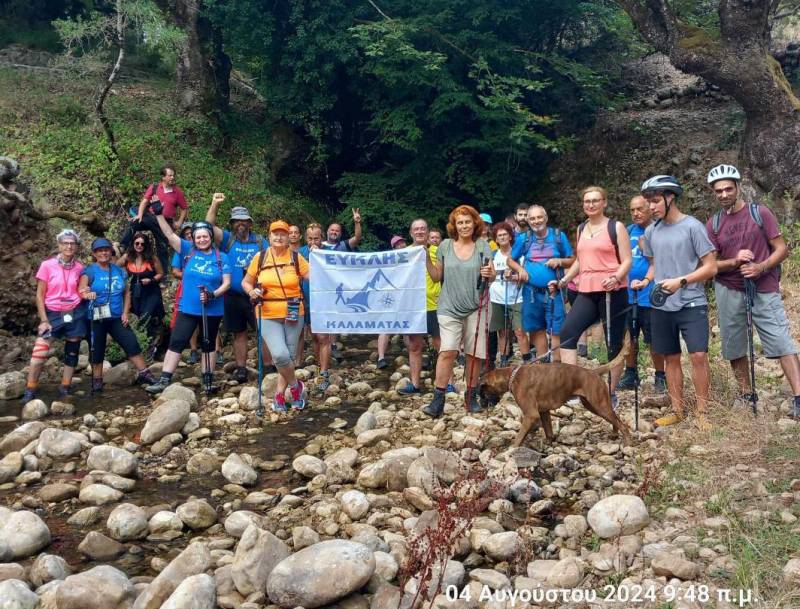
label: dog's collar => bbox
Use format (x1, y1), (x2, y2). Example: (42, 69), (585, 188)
(508, 364), (524, 393)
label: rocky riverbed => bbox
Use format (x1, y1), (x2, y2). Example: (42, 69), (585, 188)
(0, 335), (799, 609)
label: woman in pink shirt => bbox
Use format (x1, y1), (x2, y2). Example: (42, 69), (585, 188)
(551, 186), (632, 405)
(23, 229), (88, 401)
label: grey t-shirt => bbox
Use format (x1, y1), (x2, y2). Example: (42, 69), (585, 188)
(641, 215), (715, 312)
(436, 238), (493, 318)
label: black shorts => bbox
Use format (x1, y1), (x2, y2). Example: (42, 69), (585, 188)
(651, 306), (709, 355)
(626, 305), (653, 345)
(170, 312), (222, 353)
(426, 310), (440, 338)
(224, 291), (256, 334)
(46, 305), (88, 340)
(90, 318), (142, 364)
(559, 289), (628, 360)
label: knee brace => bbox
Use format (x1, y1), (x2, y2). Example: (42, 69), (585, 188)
(63, 340), (81, 368)
(30, 338), (51, 363)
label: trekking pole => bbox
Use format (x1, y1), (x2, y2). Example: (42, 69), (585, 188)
(466, 255), (488, 411)
(503, 276), (510, 364)
(605, 290), (612, 396)
(200, 286), (212, 395)
(744, 278), (758, 415)
(547, 291), (555, 358)
(632, 288), (639, 432)
(256, 299), (264, 417)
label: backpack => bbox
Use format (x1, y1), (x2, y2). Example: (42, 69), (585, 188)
(577, 218), (620, 263)
(521, 227), (567, 261)
(710, 202), (780, 278)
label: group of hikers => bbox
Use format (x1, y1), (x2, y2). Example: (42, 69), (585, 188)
(23, 162), (800, 428)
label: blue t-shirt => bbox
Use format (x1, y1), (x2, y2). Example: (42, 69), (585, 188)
(221, 229), (268, 295)
(298, 245), (312, 305)
(171, 252), (182, 271)
(178, 239), (232, 316)
(628, 223), (653, 307)
(321, 240), (351, 251)
(510, 228), (573, 289)
(82, 264), (127, 318)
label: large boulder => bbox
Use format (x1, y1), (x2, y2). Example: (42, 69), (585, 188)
(0, 508), (51, 558)
(157, 384), (197, 410)
(78, 531), (125, 561)
(86, 445), (138, 477)
(0, 579), (38, 609)
(104, 361), (137, 386)
(231, 524), (291, 596)
(0, 422), (45, 455)
(21, 398), (48, 420)
(79, 483), (123, 505)
(224, 511), (266, 538)
(29, 553), (71, 587)
(176, 499), (217, 529)
(140, 399), (190, 445)
(35, 428), (84, 459)
(267, 540), (375, 608)
(221, 453), (258, 486)
(132, 542), (212, 609)
(160, 573), (216, 609)
(587, 494), (650, 539)
(107, 504), (148, 541)
(0, 371), (25, 400)
(57, 565), (136, 609)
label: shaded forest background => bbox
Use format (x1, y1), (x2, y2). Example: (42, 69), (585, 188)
(1, 0), (799, 249)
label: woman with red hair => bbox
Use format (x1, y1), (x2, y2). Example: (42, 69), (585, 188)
(423, 205), (495, 416)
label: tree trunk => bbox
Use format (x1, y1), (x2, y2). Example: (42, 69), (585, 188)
(95, 0), (126, 158)
(619, 0), (800, 217)
(172, 0), (231, 125)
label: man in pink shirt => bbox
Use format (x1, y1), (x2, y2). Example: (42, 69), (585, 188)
(23, 229), (88, 401)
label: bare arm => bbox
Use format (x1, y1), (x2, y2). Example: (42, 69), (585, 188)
(347, 208), (362, 250)
(612, 222), (633, 283)
(426, 249), (442, 283)
(214, 273), (231, 299)
(155, 214), (182, 252)
(686, 250), (717, 284)
(205, 193), (226, 244)
(741, 234), (788, 279)
(116, 252), (128, 268)
(153, 257), (164, 282)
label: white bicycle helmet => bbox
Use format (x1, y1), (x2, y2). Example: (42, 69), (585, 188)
(706, 164), (741, 184)
(640, 175), (683, 196)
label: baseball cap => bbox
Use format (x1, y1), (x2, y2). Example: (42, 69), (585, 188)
(91, 237), (113, 251)
(390, 235), (406, 248)
(230, 206), (253, 221)
(269, 220), (290, 233)
(479, 213), (493, 224)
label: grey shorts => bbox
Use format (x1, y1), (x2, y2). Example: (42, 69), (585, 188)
(715, 282), (798, 360)
(489, 302), (522, 332)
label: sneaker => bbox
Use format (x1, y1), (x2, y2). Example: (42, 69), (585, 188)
(145, 378), (170, 394)
(91, 378), (104, 394)
(653, 373), (667, 394)
(272, 395), (288, 413)
(445, 383), (457, 394)
(290, 381), (306, 410)
(316, 371), (331, 394)
(422, 388), (446, 418)
(21, 389), (36, 402)
(654, 412), (684, 427)
(376, 358), (389, 370)
(187, 350), (200, 364)
(616, 368), (638, 391)
(136, 369), (157, 385)
(466, 389), (483, 413)
(57, 384), (71, 398)
(397, 381), (420, 395)
(233, 366), (248, 384)
(577, 344), (588, 358)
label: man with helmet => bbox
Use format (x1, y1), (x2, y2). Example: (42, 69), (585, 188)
(634, 175), (717, 430)
(705, 164), (800, 419)
(205, 193), (270, 383)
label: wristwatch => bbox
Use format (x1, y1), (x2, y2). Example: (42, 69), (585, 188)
(680, 277), (688, 288)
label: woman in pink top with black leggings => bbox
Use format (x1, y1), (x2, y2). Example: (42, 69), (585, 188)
(551, 186), (632, 405)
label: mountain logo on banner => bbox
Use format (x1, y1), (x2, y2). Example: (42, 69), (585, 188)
(334, 269), (397, 312)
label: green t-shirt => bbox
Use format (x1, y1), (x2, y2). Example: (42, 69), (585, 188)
(436, 238), (493, 318)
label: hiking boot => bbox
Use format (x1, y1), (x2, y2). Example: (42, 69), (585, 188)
(187, 350), (200, 364)
(145, 377), (170, 394)
(445, 383), (457, 394)
(654, 412), (684, 427)
(272, 395), (288, 413)
(316, 371), (331, 394)
(577, 343), (588, 358)
(290, 380), (306, 410)
(91, 378), (104, 394)
(233, 366), (248, 384)
(57, 384), (71, 398)
(376, 358), (389, 370)
(136, 369), (157, 385)
(466, 389), (483, 413)
(21, 389), (36, 402)
(202, 372), (219, 396)
(653, 373), (667, 394)
(616, 368), (638, 391)
(397, 381), (421, 395)
(422, 388), (446, 418)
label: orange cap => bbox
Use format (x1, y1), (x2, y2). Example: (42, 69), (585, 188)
(269, 220), (290, 233)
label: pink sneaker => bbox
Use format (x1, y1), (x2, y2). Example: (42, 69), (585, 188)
(290, 381), (306, 410)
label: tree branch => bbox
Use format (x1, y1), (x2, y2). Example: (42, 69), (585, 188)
(94, 0), (125, 158)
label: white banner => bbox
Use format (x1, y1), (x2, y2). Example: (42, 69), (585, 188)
(310, 246), (426, 334)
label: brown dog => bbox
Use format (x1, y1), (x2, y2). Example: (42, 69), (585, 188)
(478, 342), (631, 447)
